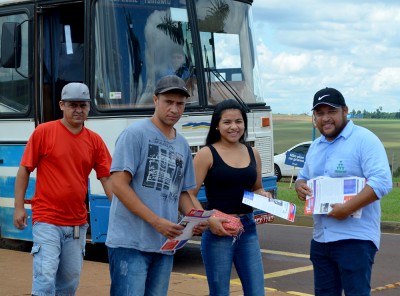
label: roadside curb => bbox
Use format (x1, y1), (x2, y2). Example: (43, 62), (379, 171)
(380, 221), (400, 234)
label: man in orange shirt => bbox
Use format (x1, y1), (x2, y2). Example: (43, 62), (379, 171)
(13, 82), (112, 296)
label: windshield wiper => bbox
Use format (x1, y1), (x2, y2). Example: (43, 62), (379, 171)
(203, 45), (250, 113)
(208, 67), (250, 113)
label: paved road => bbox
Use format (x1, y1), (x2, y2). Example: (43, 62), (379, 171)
(2, 222), (399, 295)
(173, 222), (400, 295)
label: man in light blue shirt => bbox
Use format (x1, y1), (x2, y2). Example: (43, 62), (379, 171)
(295, 87), (392, 296)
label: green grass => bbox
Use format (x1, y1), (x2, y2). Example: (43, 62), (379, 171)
(272, 116), (400, 222)
(273, 115), (400, 172)
(276, 181), (400, 223)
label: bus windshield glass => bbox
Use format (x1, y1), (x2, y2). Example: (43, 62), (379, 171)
(93, 0), (263, 111)
(195, 0), (263, 106)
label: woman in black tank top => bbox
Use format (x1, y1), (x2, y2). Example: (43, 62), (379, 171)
(189, 99), (272, 296)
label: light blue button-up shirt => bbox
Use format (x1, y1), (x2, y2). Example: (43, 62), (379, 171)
(298, 120), (392, 248)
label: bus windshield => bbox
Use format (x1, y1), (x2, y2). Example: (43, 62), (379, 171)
(93, 0), (263, 112)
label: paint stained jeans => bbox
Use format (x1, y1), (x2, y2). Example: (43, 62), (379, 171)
(107, 247), (174, 296)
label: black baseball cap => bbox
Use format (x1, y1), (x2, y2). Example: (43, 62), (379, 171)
(154, 75), (190, 97)
(312, 87), (346, 110)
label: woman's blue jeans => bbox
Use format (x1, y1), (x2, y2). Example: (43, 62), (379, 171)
(201, 213), (265, 296)
(310, 239), (377, 296)
(107, 247), (174, 296)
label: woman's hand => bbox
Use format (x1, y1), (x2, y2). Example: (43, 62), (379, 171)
(257, 190), (272, 198)
(208, 216), (236, 236)
(255, 190), (275, 223)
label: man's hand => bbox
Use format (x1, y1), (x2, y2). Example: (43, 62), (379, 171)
(13, 207), (28, 230)
(328, 203), (352, 220)
(328, 185), (378, 220)
(192, 221), (209, 236)
(295, 180), (312, 201)
(153, 217), (185, 240)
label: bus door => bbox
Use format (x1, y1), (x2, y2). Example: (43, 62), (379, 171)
(38, 1), (85, 122)
(37, 1), (96, 240)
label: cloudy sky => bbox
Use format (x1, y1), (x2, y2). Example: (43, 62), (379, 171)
(251, 0), (400, 115)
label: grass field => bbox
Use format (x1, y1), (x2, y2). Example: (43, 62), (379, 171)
(272, 115), (400, 222)
(276, 180), (399, 223)
(273, 115), (400, 172)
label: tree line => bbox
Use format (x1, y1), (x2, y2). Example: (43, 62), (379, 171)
(350, 107), (400, 119)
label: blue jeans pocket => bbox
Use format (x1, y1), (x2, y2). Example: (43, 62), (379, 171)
(31, 244), (42, 278)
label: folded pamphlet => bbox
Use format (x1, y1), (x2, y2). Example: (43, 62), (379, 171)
(304, 176), (366, 218)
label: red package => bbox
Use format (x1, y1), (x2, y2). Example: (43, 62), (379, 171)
(212, 210), (244, 236)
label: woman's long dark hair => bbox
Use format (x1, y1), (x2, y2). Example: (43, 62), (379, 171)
(205, 99), (248, 145)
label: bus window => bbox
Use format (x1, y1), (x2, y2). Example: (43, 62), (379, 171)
(195, 0), (262, 106)
(0, 13), (29, 114)
(93, 0), (199, 111)
(201, 31), (254, 105)
(58, 25), (84, 82)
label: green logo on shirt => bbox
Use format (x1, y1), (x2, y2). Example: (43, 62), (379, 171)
(335, 161), (346, 175)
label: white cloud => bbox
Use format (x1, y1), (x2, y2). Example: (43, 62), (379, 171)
(372, 68), (400, 92)
(272, 52), (310, 74)
(252, 0), (400, 114)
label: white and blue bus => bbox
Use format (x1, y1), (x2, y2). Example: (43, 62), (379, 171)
(0, 0), (276, 244)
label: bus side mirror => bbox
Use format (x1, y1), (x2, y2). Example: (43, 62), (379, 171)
(1, 22), (21, 68)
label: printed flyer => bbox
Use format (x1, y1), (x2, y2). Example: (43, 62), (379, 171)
(242, 191), (296, 222)
(160, 209), (214, 251)
(304, 176), (366, 218)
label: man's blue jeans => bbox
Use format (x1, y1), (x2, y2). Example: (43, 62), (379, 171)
(201, 213), (265, 296)
(107, 247), (174, 296)
(31, 222), (88, 296)
(310, 239), (377, 296)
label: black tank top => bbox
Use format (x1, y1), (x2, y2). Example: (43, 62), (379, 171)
(204, 144), (256, 214)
